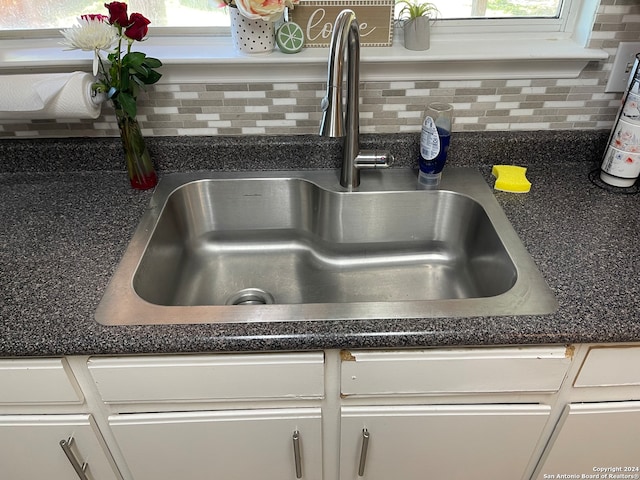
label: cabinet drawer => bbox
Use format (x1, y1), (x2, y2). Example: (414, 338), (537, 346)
(341, 347), (572, 396)
(88, 352), (325, 403)
(0, 358), (83, 404)
(575, 346), (640, 387)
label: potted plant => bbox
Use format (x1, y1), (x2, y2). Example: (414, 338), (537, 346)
(396, 0), (439, 51)
(221, 0), (301, 54)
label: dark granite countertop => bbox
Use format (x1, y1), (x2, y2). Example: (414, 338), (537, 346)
(1, 130), (639, 357)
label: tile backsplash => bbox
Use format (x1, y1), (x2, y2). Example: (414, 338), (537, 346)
(0, 0), (636, 139)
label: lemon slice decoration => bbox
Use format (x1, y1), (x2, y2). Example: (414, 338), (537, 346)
(276, 21), (305, 54)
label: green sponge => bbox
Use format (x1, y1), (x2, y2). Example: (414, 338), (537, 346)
(491, 165), (531, 193)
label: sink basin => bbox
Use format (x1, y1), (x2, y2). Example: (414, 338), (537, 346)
(136, 179), (514, 305)
(96, 168), (557, 325)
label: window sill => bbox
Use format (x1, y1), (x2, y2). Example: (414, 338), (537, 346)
(0, 33), (607, 84)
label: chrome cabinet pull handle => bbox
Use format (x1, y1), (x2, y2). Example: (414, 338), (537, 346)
(358, 428), (370, 477)
(59, 437), (89, 480)
(293, 430), (303, 479)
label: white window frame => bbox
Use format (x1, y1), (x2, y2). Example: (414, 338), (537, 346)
(0, 0), (606, 84)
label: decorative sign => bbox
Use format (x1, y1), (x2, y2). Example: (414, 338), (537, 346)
(289, 0), (395, 47)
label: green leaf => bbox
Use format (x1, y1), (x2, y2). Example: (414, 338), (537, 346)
(136, 69), (162, 85)
(118, 92), (137, 119)
(129, 63), (149, 78)
(120, 72), (130, 93)
(143, 57), (163, 68)
(109, 63), (118, 84)
(131, 75), (146, 89)
(122, 52), (146, 68)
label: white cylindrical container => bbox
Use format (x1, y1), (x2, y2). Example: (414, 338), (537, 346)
(600, 145), (640, 187)
(601, 117), (640, 187)
(622, 91), (640, 124)
(230, 8), (275, 54)
(608, 118), (640, 152)
(600, 53), (640, 187)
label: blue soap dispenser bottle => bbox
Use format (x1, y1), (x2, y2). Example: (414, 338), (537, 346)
(418, 102), (453, 189)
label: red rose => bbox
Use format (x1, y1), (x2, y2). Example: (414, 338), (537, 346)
(105, 2), (129, 27)
(125, 13), (151, 41)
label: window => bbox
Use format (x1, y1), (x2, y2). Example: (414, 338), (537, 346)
(0, 0), (228, 30)
(432, 0), (563, 19)
(0, 0), (565, 31)
(0, 0), (604, 83)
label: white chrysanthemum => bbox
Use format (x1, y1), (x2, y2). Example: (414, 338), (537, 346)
(61, 18), (119, 75)
(61, 17), (118, 51)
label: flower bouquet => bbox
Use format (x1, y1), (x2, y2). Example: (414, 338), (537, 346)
(224, 0), (300, 21)
(61, 2), (162, 190)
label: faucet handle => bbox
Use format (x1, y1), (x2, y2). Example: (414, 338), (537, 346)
(320, 89), (345, 138)
(354, 150), (394, 169)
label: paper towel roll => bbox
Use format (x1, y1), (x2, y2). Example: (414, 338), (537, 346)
(0, 72), (104, 120)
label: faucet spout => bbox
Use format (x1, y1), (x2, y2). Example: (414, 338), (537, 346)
(319, 9), (393, 189)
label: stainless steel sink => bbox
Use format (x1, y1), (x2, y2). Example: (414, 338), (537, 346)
(96, 168), (558, 325)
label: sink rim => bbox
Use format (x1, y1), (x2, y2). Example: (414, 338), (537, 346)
(95, 168), (558, 325)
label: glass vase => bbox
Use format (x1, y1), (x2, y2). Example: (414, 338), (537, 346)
(115, 111), (158, 190)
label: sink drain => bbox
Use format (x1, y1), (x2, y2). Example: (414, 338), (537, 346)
(226, 288), (275, 306)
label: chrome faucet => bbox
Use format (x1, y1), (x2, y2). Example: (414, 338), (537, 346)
(319, 9), (393, 189)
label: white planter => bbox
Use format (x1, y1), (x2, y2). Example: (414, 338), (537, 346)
(402, 17), (431, 51)
(230, 8), (275, 54)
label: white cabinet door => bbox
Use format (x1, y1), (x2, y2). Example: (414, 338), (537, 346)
(110, 408), (323, 480)
(0, 414), (119, 480)
(534, 401), (640, 479)
(341, 405), (551, 480)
